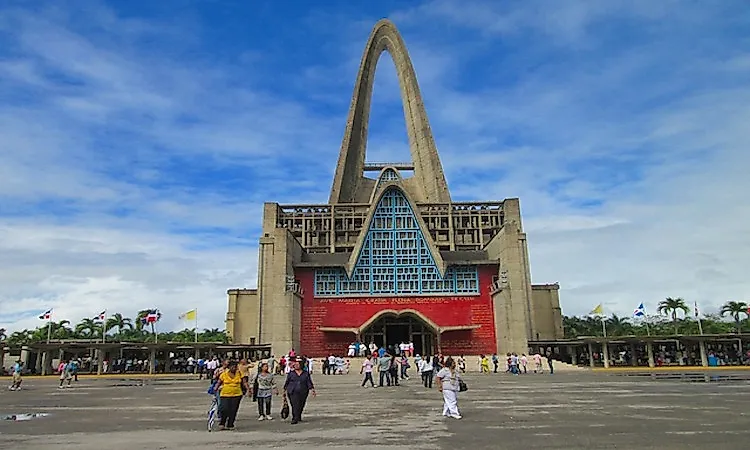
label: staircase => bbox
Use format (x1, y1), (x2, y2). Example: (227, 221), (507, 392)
(312, 355), (587, 375)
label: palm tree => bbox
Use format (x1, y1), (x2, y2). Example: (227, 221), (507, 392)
(106, 313), (133, 336)
(7, 330), (33, 346)
(75, 318), (99, 339)
(657, 297), (689, 334)
(605, 314), (633, 336)
(720, 301), (749, 334)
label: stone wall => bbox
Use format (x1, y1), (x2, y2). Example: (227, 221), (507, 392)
(530, 284), (564, 340)
(226, 289), (259, 345)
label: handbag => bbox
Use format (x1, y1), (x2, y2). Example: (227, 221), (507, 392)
(459, 380), (468, 392)
(280, 396), (290, 419)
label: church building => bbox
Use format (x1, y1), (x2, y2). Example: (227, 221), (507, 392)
(226, 19), (563, 358)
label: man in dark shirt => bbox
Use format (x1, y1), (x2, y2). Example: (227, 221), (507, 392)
(283, 358), (316, 424)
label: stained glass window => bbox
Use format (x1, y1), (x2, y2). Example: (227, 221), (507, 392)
(315, 188), (478, 296)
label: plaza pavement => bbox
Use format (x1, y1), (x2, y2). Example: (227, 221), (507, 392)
(1, 370), (749, 449)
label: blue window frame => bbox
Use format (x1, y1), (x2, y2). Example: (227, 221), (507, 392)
(375, 168), (400, 192)
(315, 188), (479, 296)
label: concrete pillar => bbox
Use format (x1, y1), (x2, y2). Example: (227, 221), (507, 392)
(40, 351), (47, 375)
(602, 342), (610, 369)
(588, 342), (595, 368)
(97, 350), (104, 375)
(0, 346), (5, 371)
(630, 343), (638, 367)
(164, 354), (171, 374)
(149, 348), (156, 375)
(568, 346), (577, 365)
(646, 342), (655, 368)
(699, 341), (708, 367)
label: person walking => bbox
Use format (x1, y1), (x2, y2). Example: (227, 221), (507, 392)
(58, 360), (73, 389)
(421, 356), (434, 388)
(283, 358), (316, 424)
(215, 359), (248, 430)
(361, 356), (375, 387)
(377, 353), (391, 387)
(9, 360), (23, 391)
(436, 357), (462, 419)
(251, 362), (278, 421)
(520, 354), (529, 374)
(547, 354), (554, 374)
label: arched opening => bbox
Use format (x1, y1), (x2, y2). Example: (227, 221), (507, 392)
(360, 311), (436, 356)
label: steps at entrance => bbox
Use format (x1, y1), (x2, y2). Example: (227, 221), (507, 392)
(310, 355), (587, 374)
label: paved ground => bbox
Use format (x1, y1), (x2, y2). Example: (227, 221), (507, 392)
(1, 371), (749, 449)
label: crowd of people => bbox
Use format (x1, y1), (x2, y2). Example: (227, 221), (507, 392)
(208, 352), (317, 430)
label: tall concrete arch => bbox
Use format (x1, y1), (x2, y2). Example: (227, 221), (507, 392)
(329, 19), (451, 204)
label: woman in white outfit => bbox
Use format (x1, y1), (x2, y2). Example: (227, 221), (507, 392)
(436, 357), (462, 419)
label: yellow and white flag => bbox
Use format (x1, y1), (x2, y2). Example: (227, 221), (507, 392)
(589, 304), (604, 316)
(179, 309), (197, 321)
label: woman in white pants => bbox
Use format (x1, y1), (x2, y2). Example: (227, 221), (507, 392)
(436, 357), (462, 419)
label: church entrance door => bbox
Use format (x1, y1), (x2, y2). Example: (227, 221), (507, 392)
(361, 313), (435, 356)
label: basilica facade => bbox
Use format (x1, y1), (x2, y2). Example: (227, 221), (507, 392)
(226, 19), (563, 357)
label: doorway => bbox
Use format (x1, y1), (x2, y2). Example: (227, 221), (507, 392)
(361, 313), (435, 356)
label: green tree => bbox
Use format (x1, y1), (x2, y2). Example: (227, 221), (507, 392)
(105, 313), (133, 336)
(0, 327), (6, 341)
(7, 330), (33, 346)
(657, 297), (689, 334)
(75, 318), (100, 339)
(605, 314), (633, 336)
(720, 301), (749, 334)
(200, 328), (229, 343)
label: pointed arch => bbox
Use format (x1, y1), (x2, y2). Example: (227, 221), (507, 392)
(345, 185), (446, 279)
(370, 166), (402, 202)
(329, 19), (451, 204)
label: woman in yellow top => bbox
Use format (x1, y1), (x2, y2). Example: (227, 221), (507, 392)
(480, 355), (490, 373)
(215, 359), (249, 430)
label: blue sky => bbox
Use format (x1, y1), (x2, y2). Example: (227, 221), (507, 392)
(1, 0), (749, 333)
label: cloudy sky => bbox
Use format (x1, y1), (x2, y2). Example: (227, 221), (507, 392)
(1, 0), (748, 333)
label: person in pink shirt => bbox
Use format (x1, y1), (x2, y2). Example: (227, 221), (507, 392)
(360, 356), (375, 387)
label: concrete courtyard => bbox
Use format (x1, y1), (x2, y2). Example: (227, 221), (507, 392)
(1, 370), (749, 449)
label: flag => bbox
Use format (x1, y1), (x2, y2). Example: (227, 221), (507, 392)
(633, 303), (645, 318)
(38, 309), (52, 320)
(94, 310), (106, 321)
(694, 301), (700, 318)
(589, 304), (604, 316)
(142, 309), (160, 324)
(179, 309), (197, 321)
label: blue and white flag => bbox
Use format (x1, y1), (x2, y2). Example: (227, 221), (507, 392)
(633, 303), (646, 318)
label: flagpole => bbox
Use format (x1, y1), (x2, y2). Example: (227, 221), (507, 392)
(102, 311), (107, 344)
(195, 308), (199, 343)
(46, 314), (52, 344)
(694, 301), (704, 335)
(601, 316), (607, 338)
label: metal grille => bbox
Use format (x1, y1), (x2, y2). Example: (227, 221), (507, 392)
(315, 188), (478, 296)
(375, 168), (400, 192)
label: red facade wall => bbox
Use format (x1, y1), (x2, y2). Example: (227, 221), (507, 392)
(297, 266), (498, 357)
